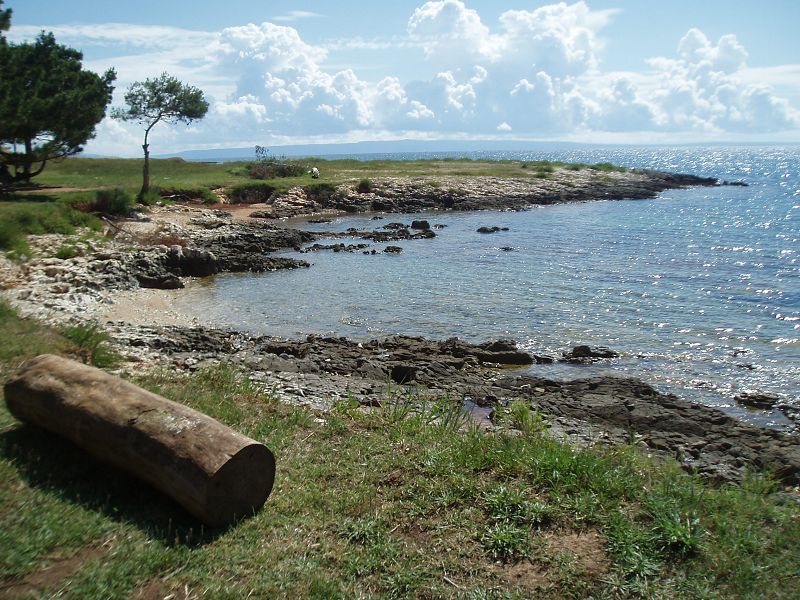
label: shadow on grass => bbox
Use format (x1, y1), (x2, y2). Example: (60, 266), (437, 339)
(0, 192), (61, 203)
(0, 424), (232, 547)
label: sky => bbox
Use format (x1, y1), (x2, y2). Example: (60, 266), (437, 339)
(5, 0), (800, 155)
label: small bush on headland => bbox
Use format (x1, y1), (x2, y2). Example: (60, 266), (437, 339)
(247, 145), (306, 179)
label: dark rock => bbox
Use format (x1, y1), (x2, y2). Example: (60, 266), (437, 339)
(390, 364), (416, 383)
(136, 273), (184, 289)
(307, 218), (333, 224)
(165, 245), (219, 277)
(383, 222), (407, 230)
(248, 210), (274, 219)
(384, 246), (403, 254)
(433, 224), (447, 229)
(113, 321), (800, 486)
(477, 226), (509, 234)
(735, 391), (780, 410)
(410, 220), (430, 230)
(562, 345), (619, 362)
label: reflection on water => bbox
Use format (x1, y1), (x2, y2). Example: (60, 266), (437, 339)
(174, 146), (800, 429)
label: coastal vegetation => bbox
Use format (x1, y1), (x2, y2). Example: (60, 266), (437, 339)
(0, 32), (116, 186)
(0, 154), (630, 252)
(112, 73), (209, 198)
(0, 300), (798, 597)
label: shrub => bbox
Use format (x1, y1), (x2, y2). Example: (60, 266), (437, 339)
(356, 178), (372, 193)
(0, 203), (99, 252)
(156, 187), (218, 204)
(138, 189), (163, 206)
(247, 145), (306, 179)
(304, 182), (338, 203)
(92, 188), (135, 215)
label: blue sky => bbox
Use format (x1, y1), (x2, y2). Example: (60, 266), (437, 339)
(6, 1), (800, 154)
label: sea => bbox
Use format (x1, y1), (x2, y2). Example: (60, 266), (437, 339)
(176, 145), (799, 429)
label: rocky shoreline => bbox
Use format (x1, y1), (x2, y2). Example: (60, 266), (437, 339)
(3, 169), (798, 488)
(241, 167), (730, 219)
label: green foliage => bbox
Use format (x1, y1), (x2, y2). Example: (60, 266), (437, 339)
(509, 400), (548, 435)
(0, 0), (10, 36)
(483, 486), (550, 527)
(91, 188), (134, 215)
(112, 72), (208, 128)
(55, 244), (80, 259)
(480, 522), (531, 560)
(0, 202), (99, 250)
(247, 146), (306, 179)
(112, 72), (208, 195)
(137, 189), (163, 206)
(0, 33), (115, 184)
(357, 178), (373, 193)
(592, 162), (626, 172)
(59, 321), (120, 368)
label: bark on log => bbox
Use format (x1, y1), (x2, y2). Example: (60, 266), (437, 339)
(3, 354), (275, 527)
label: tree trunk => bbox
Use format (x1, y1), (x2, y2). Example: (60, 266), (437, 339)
(140, 142), (150, 197)
(3, 354), (276, 527)
(22, 138), (33, 184)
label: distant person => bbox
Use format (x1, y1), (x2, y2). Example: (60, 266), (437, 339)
(311, 167), (320, 179)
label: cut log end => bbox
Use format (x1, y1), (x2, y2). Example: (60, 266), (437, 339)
(206, 443), (276, 528)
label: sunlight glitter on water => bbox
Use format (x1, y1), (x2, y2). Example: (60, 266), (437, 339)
(174, 145), (800, 428)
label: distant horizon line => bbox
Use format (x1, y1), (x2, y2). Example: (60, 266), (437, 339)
(79, 138), (800, 160)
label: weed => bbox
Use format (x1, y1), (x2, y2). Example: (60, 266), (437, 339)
(483, 486), (550, 527)
(137, 189), (163, 206)
(480, 522), (530, 560)
(509, 400), (548, 435)
(339, 516), (386, 545)
(59, 321), (120, 368)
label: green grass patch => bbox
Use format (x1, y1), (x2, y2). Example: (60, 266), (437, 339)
(0, 201), (101, 253)
(0, 245), (795, 597)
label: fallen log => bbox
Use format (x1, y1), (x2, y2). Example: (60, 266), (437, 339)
(3, 354), (275, 527)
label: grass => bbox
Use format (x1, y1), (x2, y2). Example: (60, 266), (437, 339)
(1, 154), (624, 253)
(0, 302), (798, 598)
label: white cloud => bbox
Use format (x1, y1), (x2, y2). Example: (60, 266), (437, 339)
(638, 29), (800, 133)
(272, 11), (323, 23)
(11, 3), (798, 154)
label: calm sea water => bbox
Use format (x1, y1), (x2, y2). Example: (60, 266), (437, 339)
(178, 146), (799, 427)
